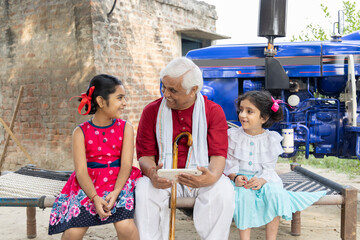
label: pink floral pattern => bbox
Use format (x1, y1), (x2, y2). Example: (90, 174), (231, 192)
(48, 119), (142, 235)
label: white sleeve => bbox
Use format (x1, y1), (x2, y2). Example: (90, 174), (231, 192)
(255, 158), (282, 184)
(224, 158), (238, 176)
(224, 128), (240, 176)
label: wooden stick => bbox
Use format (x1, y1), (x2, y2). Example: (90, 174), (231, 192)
(291, 211), (301, 236)
(341, 186), (357, 240)
(169, 183), (177, 240)
(26, 207), (37, 238)
(169, 132), (192, 240)
(0, 86), (24, 172)
(0, 118), (35, 164)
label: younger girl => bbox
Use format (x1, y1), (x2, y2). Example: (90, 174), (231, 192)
(48, 74), (141, 240)
(225, 90), (326, 240)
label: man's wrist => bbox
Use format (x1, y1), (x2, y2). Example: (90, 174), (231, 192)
(148, 167), (157, 181)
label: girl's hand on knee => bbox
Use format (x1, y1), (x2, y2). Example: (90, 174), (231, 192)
(234, 175), (248, 187)
(244, 177), (266, 190)
(94, 196), (112, 219)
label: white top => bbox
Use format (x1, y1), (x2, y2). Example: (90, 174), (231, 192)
(224, 127), (284, 186)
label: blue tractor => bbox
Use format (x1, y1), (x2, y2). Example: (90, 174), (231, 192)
(186, 0), (360, 160)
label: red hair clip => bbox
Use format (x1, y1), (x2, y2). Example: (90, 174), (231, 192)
(69, 86), (95, 115)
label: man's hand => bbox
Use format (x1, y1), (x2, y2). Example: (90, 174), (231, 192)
(244, 176), (267, 190)
(149, 163), (173, 189)
(177, 166), (217, 188)
(139, 157), (173, 189)
(177, 156), (225, 188)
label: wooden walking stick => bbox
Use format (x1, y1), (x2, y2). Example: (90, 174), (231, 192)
(169, 132), (193, 240)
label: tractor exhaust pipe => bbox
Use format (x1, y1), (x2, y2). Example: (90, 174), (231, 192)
(258, 0), (289, 90)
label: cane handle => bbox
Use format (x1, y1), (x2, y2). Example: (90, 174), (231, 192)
(169, 132), (192, 240)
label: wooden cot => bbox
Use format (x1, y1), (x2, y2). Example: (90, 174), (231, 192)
(174, 163), (358, 240)
(0, 163), (358, 239)
(0, 165), (70, 238)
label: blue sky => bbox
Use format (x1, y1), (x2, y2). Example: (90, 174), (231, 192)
(202, 0), (352, 44)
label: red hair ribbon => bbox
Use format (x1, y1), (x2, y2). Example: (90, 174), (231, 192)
(69, 86), (95, 115)
(271, 96), (284, 112)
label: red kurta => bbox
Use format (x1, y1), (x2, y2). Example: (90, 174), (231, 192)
(136, 96), (228, 168)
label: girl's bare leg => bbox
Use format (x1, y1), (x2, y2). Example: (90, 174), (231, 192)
(113, 219), (139, 240)
(266, 216), (280, 240)
(239, 228), (251, 240)
(61, 227), (88, 240)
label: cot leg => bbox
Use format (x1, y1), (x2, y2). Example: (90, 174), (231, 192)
(290, 211), (301, 236)
(26, 207), (36, 239)
(341, 186), (357, 240)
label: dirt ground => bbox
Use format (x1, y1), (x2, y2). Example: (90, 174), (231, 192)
(0, 163), (359, 240)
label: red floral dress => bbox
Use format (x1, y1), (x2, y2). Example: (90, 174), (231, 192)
(48, 119), (142, 235)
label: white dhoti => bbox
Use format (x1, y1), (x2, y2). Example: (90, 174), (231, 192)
(134, 175), (235, 240)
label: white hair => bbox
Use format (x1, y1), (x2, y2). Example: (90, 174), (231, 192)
(160, 57), (203, 94)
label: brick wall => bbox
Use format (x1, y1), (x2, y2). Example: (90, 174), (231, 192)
(90, 0), (216, 128)
(0, 0), (217, 170)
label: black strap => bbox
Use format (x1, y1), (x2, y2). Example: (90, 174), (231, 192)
(233, 174), (240, 183)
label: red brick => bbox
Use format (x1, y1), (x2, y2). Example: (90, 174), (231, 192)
(1, 0), (216, 171)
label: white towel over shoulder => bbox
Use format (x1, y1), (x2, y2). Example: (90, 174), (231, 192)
(156, 92), (209, 169)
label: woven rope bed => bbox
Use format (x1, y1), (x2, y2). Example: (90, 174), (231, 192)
(0, 172), (65, 198)
(280, 171), (340, 194)
(0, 164), (357, 239)
(0, 165), (69, 208)
(174, 163), (357, 240)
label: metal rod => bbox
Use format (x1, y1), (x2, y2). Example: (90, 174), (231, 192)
(295, 124), (310, 158)
(293, 165), (344, 193)
(0, 198), (40, 207)
(0, 197), (56, 208)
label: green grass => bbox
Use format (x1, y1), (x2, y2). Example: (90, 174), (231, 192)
(278, 155), (360, 178)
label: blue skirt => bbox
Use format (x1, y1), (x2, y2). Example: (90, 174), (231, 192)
(233, 174), (326, 230)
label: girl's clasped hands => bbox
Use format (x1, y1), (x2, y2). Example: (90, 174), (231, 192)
(234, 175), (266, 190)
(93, 191), (119, 219)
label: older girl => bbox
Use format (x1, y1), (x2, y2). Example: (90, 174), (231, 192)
(49, 74), (141, 240)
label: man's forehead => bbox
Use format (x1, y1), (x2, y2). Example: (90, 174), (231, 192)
(162, 76), (183, 88)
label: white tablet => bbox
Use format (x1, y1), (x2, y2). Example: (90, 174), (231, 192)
(157, 168), (202, 181)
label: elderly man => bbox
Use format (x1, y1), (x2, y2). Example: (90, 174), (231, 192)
(135, 57), (235, 240)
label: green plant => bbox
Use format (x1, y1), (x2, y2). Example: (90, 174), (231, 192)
(279, 156), (360, 178)
(291, 1), (360, 41)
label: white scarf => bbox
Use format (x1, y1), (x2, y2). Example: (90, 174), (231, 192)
(156, 92), (209, 169)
